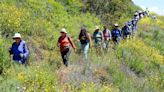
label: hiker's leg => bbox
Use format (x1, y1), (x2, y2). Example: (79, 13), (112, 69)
(61, 52), (67, 66)
(106, 40), (109, 49)
(21, 59), (27, 65)
(113, 38), (117, 49)
(83, 43), (89, 60)
(65, 48), (71, 67)
(104, 40), (109, 52)
(81, 44), (85, 59)
(117, 37), (120, 45)
(103, 42), (106, 49)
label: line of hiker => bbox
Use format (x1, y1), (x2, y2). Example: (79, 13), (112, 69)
(9, 10), (148, 66)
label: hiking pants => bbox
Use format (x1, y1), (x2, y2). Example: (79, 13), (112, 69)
(61, 47), (71, 67)
(81, 43), (89, 60)
(112, 37), (120, 49)
(103, 40), (110, 49)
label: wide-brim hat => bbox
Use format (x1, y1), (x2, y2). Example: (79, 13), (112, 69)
(114, 23), (119, 27)
(95, 26), (99, 30)
(134, 12), (138, 15)
(60, 28), (67, 34)
(13, 33), (21, 39)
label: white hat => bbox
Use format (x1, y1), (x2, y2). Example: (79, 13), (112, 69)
(134, 12), (138, 15)
(114, 23), (119, 27)
(60, 28), (67, 33)
(95, 26), (99, 30)
(139, 11), (142, 13)
(13, 33), (21, 39)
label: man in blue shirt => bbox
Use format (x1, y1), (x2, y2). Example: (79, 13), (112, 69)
(111, 23), (122, 49)
(122, 22), (130, 39)
(9, 33), (29, 64)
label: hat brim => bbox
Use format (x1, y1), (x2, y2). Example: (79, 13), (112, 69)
(13, 37), (21, 39)
(60, 31), (67, 34)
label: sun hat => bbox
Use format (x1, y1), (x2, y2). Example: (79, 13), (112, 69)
(13, 33), (21, 39)
(60, 28), (67, 34)
(114, 23), (119, 27)
(95, 26), (99, 30)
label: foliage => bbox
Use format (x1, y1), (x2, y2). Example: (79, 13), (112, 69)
(0, 0), (163, 92)
(81, 0), (141, 25)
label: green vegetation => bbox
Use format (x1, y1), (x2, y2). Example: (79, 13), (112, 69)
(0, 0), (163, 92)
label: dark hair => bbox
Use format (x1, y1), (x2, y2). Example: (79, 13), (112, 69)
(79, 28), (87, 39)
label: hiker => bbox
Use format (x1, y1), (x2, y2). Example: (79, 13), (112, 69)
(122, 23), (130, 39)
(134, 12), (140, 21)
(78, 27), (92, 60)
(131, 13), (139, 38)
(111, 24), (122, 49)
(102, 25), (111, 50)
(93, 26), (103, 53)
(9, 33), (29, 64)
(145, 8), (149, 16)
(127, 21), (133, 39)
(57, 28), (76, 67)
(138, 11), (144, 19)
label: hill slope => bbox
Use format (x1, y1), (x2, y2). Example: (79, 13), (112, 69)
(0, 0), (163, 92)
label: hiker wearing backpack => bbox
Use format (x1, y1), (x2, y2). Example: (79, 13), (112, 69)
(127, 21), (133, 39)
(57, 28), (76, 67)
(102, 25), (111, 50)
(9, 33), (29, 64)
(122, 22), (131, 39)
(111, 24), (122, 49)
(131, 13), (139, 38)
(78, 27), (92, 60)
(134, 12), (140, 21)
(93, 26), (104, 54)
(138, 11), (144, 19)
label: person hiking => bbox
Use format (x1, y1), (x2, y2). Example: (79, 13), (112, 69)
(111, 24), (122, 49)
(134, 12), (140, 21)
(93, 26), (104, 54)
(102, 25), (111, 50)
(57, 28), (76, 67)
(9, 33), (29, 64)
(122, 22), (130, 39)
(138, 11), (144, 19)
(78, 27), (92, 60)
(127, 21), (133, 39)
(131, 14), (139, 38)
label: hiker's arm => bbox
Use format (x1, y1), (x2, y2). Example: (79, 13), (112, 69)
(9, 44), (14, 55)
(57, 42), (60, 47)
(101, 32), (104, 41)
(69, 37), (76, 49)
(109, 31), (112, 40)
(23, 44), (29, 58)
(88, 34), (92, 47)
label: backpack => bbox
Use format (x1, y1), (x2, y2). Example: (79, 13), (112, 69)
(122, 26), (130, 35)
(79, 33), (90, 44)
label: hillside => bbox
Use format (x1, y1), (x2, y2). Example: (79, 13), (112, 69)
(0, 0), (164, 92)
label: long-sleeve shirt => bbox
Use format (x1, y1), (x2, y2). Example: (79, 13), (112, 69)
(10, 40), (29, 64)
(111, 28), (122, 38)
